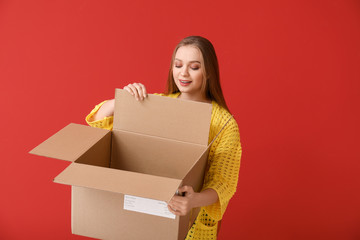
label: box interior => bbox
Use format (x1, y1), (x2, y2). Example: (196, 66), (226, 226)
(74, 129), (207, 180)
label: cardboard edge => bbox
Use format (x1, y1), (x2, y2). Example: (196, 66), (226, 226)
(178, 115), (234, 182)
(208, 115), (234, 146)
(113, 88), (213, 145)
(176, 115), (234, 233)
(28, 123), (78, 155)
(29, 123), (111, 162)
(54, 163), (183, 202)
(74, 131), (112, 168)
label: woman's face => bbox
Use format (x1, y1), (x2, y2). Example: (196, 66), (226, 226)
(173, 45), (205, 97)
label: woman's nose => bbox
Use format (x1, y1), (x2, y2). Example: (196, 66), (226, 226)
(180, 67), (189, 76)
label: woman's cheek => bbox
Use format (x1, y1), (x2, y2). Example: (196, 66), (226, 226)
(194, 72), (203, 85)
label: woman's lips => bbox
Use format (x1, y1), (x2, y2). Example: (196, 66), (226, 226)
(179, 80), (192, 86)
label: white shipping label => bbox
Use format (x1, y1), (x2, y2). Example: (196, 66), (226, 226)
(123, 195), (176, 219)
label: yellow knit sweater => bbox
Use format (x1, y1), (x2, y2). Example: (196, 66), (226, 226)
(85, 92), (242, 240)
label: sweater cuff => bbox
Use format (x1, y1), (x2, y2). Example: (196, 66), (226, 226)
(201, 177), (233, 221)
(85, 101), (114, 130)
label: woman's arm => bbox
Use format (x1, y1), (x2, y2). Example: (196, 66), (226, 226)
(89, 83), (148, 121)
(168, 118), (242, 218)
(90, 99), (115, 121)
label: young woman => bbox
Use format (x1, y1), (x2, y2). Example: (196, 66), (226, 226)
(86, 36), (242, 240)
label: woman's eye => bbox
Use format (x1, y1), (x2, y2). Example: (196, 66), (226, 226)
(175, 65), (182, 68)
(191, 66), (200, 70)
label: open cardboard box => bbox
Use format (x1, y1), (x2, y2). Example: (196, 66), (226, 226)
(30, 89), (226, 240)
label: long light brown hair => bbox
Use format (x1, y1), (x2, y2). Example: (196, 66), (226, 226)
(165, 36), (230, 112)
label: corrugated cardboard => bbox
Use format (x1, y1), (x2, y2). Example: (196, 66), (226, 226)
(30, 89), (221, 240)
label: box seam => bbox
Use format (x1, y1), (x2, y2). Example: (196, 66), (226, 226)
(113, 128), (207, 148)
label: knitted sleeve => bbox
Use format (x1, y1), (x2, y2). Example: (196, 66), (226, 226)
(85, 100), (114, 130)
(201, 118), (242, 221)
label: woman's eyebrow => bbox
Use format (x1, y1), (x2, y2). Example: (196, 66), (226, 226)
(175, 58), (201, 64)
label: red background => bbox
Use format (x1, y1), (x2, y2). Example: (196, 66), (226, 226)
(1, 0), (360, 239)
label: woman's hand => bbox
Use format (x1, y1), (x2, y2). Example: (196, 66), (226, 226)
(167, 186), (219, 216)
(123, 83), (148, 101)
(167, 186), (198, 216)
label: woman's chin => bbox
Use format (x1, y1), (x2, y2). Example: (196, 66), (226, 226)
(178, 88), (192, 94)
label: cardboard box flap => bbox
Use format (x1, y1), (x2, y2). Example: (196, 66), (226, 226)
(29, 123), (110, 162)
(113, 89), (212, 145)
(54, 163), (182, 202)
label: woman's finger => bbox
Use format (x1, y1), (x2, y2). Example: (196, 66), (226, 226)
(123, 86), (134, 96)
(167, 204), (180, 216)
(169, 198), (189, 213)
(178, 185), (194, 194)
(138, 83), (147, 98)
(133, 83), (145, 100)
(170, 195), (186, 204)
(169, 203), (187, 216)
(126, 84), (141, 100)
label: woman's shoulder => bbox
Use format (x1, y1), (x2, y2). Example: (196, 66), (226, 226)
(209, 101), (239, 139)
(211, 101), (236, 125)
